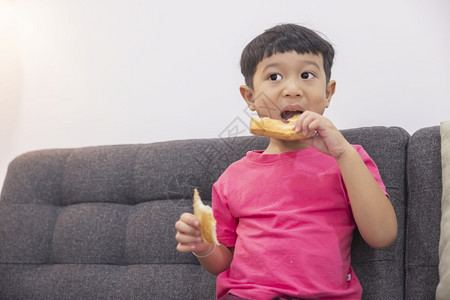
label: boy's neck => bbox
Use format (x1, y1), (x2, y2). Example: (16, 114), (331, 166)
(263, 138), (310, 154)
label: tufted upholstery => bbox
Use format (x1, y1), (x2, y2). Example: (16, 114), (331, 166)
(0, 137), (269, 299)
(0, 126), (437, 299)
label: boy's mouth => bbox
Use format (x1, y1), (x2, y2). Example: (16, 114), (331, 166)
(280, 110), (303, 123)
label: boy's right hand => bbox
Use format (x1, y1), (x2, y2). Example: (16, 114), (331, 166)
(175, 212), (211, 254)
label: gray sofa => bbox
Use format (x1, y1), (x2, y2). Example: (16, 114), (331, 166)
(0, 125), (442, 299)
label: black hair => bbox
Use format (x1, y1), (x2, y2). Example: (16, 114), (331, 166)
(240, 23), (335, 89)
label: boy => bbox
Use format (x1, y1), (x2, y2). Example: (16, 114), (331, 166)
(175, 23), (397, 299)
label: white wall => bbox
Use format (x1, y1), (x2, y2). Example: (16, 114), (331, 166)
(1, 0), (450, 190)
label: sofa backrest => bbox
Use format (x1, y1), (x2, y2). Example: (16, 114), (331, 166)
(343, 126), (409, 299)
(405, 126), (442, 299)
(0, 126), (410, 299)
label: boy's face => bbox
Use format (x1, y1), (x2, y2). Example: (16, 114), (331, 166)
(240, 51), (336, 122)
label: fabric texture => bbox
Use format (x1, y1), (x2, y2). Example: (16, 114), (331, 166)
(0, 126), (410, 299)
(213, 146), (387, 300)
(437, 121), (450, 299)
(405, 126), (442, 300)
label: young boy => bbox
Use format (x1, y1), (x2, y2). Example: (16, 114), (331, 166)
(175, 23), (397, 299)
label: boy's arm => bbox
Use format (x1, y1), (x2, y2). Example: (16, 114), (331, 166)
(194, 244), (234, 276)
(295, 112), (398, 248)
(336, 146), (398, 248)
(175, 213), (233, 275)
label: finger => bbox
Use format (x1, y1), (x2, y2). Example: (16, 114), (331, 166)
(175, 219), (200, 238)
(298, 112), (317, 136)
(176, 242), (196, 253)
(293, 111), (308, 132)
(175, 231), (202, 244)
(176, 213), (200, 232)
(176, 241), (210, 254)
(307, 119), (321, 134)
(180, 212), (200, 228)
(294, 111), (317, 134)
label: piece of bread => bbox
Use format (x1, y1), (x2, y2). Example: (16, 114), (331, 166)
(250, 114), (312, 140)
(193, 189), (219, 245)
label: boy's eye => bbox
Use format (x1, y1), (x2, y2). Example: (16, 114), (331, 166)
(268, 73), (282, 81)
(301, 72), (315, 79)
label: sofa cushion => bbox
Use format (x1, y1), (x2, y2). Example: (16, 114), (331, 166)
(437, 121), (450, 299)
(405, 126), (442, 300)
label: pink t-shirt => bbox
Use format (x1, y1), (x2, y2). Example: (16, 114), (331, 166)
(212, 146), (388, 300)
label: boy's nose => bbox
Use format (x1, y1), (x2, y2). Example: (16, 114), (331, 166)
(282, 79), (303, 97)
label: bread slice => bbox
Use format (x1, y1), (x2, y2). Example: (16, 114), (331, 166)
(193, 189), (219, 245)
(250, 114), (311, 140)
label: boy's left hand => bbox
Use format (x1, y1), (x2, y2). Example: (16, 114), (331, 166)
(293, 111), (353, 159)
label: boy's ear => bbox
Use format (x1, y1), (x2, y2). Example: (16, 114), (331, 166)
(240, 85), (256, 111)
(325, 80), (336, 108)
